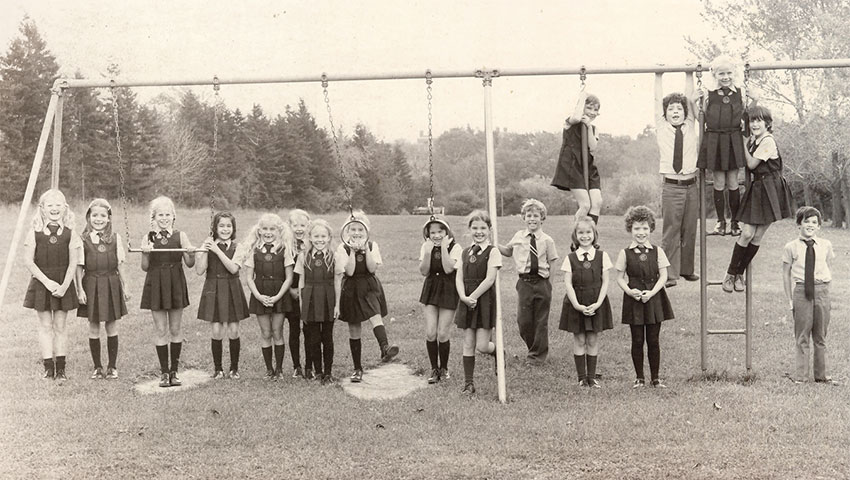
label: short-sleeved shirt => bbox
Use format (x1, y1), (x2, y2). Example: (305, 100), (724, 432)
(80, 232), (126, 265)
(504, 229), (558, 278)
(782, 236), (834, 283)
(419, 240), (462, 266)
(139, 229), (193, 254)
(242, 242), (294, 269)
(462, 242), (503, 271)
(751, 135), (779, 161)
(615, 242), (670, 272)
(24, 225), (83, 261)
(334, 242), (382, 275)
(656, 113), (698, 177)
(561, 246), (612, 273)
(293, 248), (334, 276)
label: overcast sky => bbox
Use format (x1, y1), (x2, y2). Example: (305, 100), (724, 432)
(0, 0), (712, 142)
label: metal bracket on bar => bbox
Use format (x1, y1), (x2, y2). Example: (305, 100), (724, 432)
(475, 68), (499, 86)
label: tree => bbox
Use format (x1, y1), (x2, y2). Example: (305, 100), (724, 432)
(0, 17), (60, 202)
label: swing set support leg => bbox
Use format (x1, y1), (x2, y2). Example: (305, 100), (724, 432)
(0, 91), (60, 310)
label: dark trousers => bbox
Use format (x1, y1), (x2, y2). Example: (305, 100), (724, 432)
(286, 311), (302, 368)
(793, 283), (830, 381)
(515, 276), (552, 364)
(661, 181), (698, 280)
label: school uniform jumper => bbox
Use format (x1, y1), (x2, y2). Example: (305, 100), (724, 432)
(551, 122), (601, 191)
(77, 233), (127, 322)
(419, 241), (460, 310)
(23, 225), (79, 312)
(735, 135), (794, 225)
(339, 243), (388, 323)
(248, 245), (293, 315)
(455, 245), (498, 330)
(300, 249), (336, 375)
(140, 231), (190, 311)
(197, 242), (249, 323)
(621, 246), (674, 325)
(559, 250), (613, 333)
(285, 239), (305, 371)
(698, 87), (746, 171)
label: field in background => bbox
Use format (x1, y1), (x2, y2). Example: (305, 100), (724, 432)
(0, 207), (848, 479)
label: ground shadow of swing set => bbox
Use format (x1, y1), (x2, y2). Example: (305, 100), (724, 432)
(3, 58), (850, 401)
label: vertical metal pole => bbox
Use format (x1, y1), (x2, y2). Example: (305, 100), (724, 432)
(482, 70), (507, 403)
(698, 105), (708, 372)
(0, 92), (59, 310)
(51, 90), (65, 189)
(744, 172), (753, 373)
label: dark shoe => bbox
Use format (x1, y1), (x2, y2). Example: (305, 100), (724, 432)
(264, 369), (275, 380)
(733, 274), (745, 292)
(730, 222), (742, 236)
(350, 369), (363, 383)
(578, 378), (589, 387)
(90, 367), (105, 380)
(681, 274), (699, 282)
(228, 370), (240, 380)
(271, 369), (282, 380)
(321, 374), (336, 385)
(55, 369), (67, 383)
(633, 378), (646, 388)
(651, 379), (667, 388)
(439, 368), (450, 380)
(588, 378), (601, 389)
(381, 344), (399, 363)
(212, 370), (225, 379)
(105, 367), (118, 380)
(462, 382), (476, 395)
(664, 279), (678, 288)
(169, 371), (182, 387)
(427, 368), (440, 384)
(292, 366), (303, 378)
(159, 373), (171, 388)
(43, 368), (55, 380)
(722, 274), (735, 293)
(815, 378), (840, 386)
(708, 221), (726, 236)
(304, 368), (316, 380)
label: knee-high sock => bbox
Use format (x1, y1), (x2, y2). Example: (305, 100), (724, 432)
(273, 344), (285, 372)
(229, 338), (240, 372)
(373, 325), (389, 350)
(426, 340), (438, 370)
(55, 356), (66, 371)
(588, 214), (599, 225)
(586, 355), (598, 380)
(727, 242), (747, 275)
(630, 325), (645, 379)
(713, 189), (726, 223)
(350, 338), (362, 371)
(156, 345), (169, 374)
(728, 188), (741, 221)
(438, 341), (450, 370)
(288, 314), (301, 368)
(463, 355), (475, 384)
(261, 346), (273, 371)
(647, 324), (662, 381)
(211, 339), (223, 371)
(739, 244), (760, 273)
(574, 354), (587, 381)
(321, 323), (334, 375)
(89, 338), (102, 369)
(106, 335), (118, 369)
(169, 342), (182, 372)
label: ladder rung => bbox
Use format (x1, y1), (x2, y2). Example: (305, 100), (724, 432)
(706, 280), (723, 286)
(707, 329), (746, 335)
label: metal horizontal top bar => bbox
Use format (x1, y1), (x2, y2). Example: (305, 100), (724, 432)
(52, 58), (850, 90)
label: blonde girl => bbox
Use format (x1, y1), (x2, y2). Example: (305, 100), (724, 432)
(23, 189), (80, 382)
(286, 209), (310, 378)
(242, 213), (295, 379)
(140, 196), (195, 388)
(75, 198), (129, 380)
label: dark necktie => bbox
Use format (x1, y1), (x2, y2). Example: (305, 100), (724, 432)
(315, 251), (324, 261)
(264, 243), (273, 253)
(160, 230), (169, 239)
(529, 233), (539, 276)
(721, 86), (731, 94)
(47, 224), (59, 235)
(470, 245), (480, 256)
(218, 242), (227, 251)
(583, 252), (589, 262)
(804, 239), (815, 300)
(673, 125), (683, 173)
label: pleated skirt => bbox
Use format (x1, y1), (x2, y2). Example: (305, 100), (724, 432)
(339, 275), (388, 324)
(198, 277), (249, 323)
(77, 272), (127, 322)
(140, 264), (190, 311)
(302, 283), (335, 323)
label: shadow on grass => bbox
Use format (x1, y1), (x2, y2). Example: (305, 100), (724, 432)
(687, 369), (758, 385)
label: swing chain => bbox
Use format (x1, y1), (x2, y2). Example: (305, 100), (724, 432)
(695, 63), (704, 113)
(743, 62), (751, 106)
(579, 66), (587, 90)
(110, 83), (132, 250)
(210, 76), (221, 227)
(321, 74), (353, 217)
(426, 70), (435, 217)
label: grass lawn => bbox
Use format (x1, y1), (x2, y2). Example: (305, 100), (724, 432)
(0, 206), (848, 479)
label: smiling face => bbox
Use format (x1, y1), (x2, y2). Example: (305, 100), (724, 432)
(575, 221), (595, 248)
(583, 102), (600, 121)
(666, 102), (685, 126)
(714, 66), (734, 88)
(153, 209), (174, 231)
(347, 222), (367, 243)
(749, 117), (767, 138)
(310, 225), (331, 252)
(290, 216), (308, 241)
(41, 193), (66, 225)
(469, 219), (490, 245)
(89, 206), (110, 232)
(428, 223), (447, 245)
(216, 217), (233, 241)
(798, 215), (820, 239)
(630, 221), (651, 245)
(523, 209), (542, 232)
(259, 223), (279, 244)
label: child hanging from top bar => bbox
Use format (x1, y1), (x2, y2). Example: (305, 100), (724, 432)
(195, 211), (249, 379)
(722, 105), (793, 293)
(551, 90), (603, 224)
(140, 196), (195, 388)
(76, 198), (129, 380)
(23, 189), (81, 382)
(697, 55), (758, 237)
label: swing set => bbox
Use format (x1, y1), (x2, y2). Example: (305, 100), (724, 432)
(3, 59), (850, 403)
